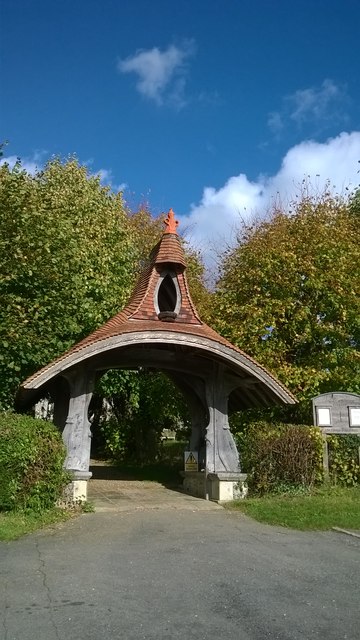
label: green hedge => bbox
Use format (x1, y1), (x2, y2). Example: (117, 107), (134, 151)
(238, 421), (360, 495)
(237, 421), (322, 495)
(0, 412), (68, 512)
(327, 434), (360, 486)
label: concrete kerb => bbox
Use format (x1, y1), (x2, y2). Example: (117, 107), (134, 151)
(332, 526), (360, 539)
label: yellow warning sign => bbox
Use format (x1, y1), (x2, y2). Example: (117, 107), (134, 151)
(184, 451), (198, 472)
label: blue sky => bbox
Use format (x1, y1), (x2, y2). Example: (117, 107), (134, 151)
(1, 0), (359, 267)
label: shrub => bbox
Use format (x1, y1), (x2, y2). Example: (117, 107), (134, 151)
(0, 412), (68, 512)
(327, 435), (360, 486)
(237, 421), (324, 495)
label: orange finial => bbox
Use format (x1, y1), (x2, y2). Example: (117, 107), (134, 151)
(163, 208), (179, 234)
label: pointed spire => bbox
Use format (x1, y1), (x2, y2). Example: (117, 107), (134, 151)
(163, 208), (179, 234)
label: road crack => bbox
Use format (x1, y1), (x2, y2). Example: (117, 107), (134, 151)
(1, 580), (9, 640)
(35, 539), (61, 640)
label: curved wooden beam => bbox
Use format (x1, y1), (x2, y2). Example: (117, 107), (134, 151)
(19, 331), (295, 407)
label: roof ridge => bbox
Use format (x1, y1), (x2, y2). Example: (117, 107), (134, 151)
(182, 270), (202, 324)
(127, 265), (157, 319)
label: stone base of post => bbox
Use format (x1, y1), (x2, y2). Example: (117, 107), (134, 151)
(62, 470), (92, 505)
(207, 473), (248, 502)
(181, 471), (247, 502)
(181, 471), (206, 499)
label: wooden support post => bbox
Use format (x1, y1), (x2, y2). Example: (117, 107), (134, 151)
(61, 368), (95, 501)
(205, 363), (240, 475)
(322, 434), (329, 482)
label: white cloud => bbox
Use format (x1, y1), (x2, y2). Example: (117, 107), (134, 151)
(181, 131), (360, 272)
(0, 153), (41, 175)
(0, 153), (127, 194)
(288, 79), (347, 124)
(268, 80), (349, 134)
(117, 41), (195, 107)
(267, 111), (284, 134)
(95, 168), (127, 193)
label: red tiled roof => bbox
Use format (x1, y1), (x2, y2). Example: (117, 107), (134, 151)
(154, 234), (187, 268)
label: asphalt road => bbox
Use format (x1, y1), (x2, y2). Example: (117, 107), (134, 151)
(1, 506), (359, 640)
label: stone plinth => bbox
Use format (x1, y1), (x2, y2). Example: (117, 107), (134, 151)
(62, 471), (92, 504)
(207, 473), (248, 502)
(182, 471), (247, 502)
(181, 471), (206, 499)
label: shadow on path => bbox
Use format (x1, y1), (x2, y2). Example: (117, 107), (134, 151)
(88, 459), (220, 513)
(90, 459), (181, 485)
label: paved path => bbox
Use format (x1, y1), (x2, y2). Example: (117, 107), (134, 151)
(88, 478), (223, 513)
(1, 484), (359, 640)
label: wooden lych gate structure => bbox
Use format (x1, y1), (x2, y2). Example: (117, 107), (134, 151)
(17, 210), (295, 502)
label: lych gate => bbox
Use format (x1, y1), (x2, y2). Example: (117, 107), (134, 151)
(17, 210), (295, 502)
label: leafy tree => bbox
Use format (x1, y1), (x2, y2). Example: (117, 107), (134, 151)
(0, 158), (137, 407)
(349, 186), (360, 216)
(91, 369), (190, 463)
(0, 157), (208, 419)
(212, 191), (360, 413)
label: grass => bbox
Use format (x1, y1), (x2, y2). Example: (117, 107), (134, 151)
(0, 508), (74, 541)
(227, 486), (360, 530)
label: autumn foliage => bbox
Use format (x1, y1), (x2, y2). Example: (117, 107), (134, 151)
(0, 157), (207, 408)
(211, 191), (360, 409)
(1, 155), (359, 435)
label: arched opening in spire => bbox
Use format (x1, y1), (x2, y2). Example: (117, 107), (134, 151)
(158, 274), (177, 312)
(154, 271), (181, 321)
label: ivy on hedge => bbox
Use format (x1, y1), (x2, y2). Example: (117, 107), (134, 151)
(0, 412), (68, 512)
(328, 435), (360, 486)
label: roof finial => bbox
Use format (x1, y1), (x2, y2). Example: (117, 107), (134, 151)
(163, 208), (179, 234)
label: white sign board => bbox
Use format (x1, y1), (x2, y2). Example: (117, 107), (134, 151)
(313, 393), (360, 434)
(316, 407), (332, 426)
(349, 407), (360, 427)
